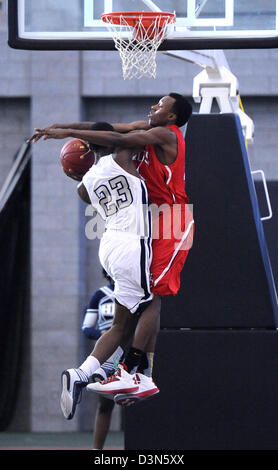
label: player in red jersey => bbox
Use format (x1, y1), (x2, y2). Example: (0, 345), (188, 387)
(134, 112), (194, 296)
(29, 93), (194, 403)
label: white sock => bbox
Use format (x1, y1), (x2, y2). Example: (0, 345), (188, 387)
(79, 355), (100, 377)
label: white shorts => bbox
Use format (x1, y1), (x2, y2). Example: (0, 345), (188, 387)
(99, 230), (153, 314)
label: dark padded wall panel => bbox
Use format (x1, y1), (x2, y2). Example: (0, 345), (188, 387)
(125, 330), (278, 450)
(160, 114), (278, 328)
(254, 181), (278, 291)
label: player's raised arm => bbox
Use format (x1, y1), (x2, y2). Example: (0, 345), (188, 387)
(27, 120), (150, 143)
(32, 125), (177, 164)
(39, 126), (174, 147)
(27, 121), (95, 143)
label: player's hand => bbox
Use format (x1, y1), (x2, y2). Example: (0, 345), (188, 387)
(27, 128), (71, 141)
(27, 128), (49, 143)
(27, 123), (62, 143)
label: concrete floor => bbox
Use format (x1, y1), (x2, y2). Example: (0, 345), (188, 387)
(0, 431), (124, 450)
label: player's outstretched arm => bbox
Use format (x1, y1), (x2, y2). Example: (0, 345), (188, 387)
(29, 125), (177, 163)
(27, 122), (96, 143)
(27, 120), (150, 143)
(36, 126), (173, 146)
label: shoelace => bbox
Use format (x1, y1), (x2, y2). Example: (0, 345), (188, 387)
(101, 368), (121, 384)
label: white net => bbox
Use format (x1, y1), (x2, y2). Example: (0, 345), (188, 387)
(102, 13), (175, 80)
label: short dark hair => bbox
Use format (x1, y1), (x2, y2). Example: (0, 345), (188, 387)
(169, 93), (192, 127)
(89, 121), (114, 152)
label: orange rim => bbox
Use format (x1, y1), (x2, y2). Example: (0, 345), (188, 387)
(101, 11), (176, 28)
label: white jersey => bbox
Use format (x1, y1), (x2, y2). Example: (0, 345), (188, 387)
(82, 154), (151, 237)
(82, 154), (153, 314)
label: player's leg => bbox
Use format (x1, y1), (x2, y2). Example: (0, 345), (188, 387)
(131, 294), (161, 351)
(92, 396), (115, 450)
(114, 301), (161, 407)
(88, 303), (132, 365)
(120, 294), (161, 373)
(60, 303), (134, 420)
(114, 214), (194, 405)
(89, 296), (161, 397)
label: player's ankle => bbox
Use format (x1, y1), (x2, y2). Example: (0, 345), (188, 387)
(122, 347), (144, 374)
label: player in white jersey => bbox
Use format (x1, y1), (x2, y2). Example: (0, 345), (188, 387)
(58, 122), (158, 420)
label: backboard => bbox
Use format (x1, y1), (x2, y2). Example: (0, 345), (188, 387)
(8, 0), (278, 50)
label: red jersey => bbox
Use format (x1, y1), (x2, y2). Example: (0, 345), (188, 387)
(136, 124), (189, 206)
(134, 124), (194, 296)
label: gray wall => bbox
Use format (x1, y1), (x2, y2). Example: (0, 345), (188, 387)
(1, 7), (278, 432)
(244, 97), (278, 178)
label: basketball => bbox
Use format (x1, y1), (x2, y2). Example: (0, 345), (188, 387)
(60, 139), (95, 181)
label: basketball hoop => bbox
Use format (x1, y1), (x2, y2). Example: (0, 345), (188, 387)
(101, 11), (176, 80)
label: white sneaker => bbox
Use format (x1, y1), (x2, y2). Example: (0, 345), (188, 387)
(90, 365), (117, 383)
(87, 373), (115, 401)
(90, 368), (107, 383)
(60, 368), (89, 420)
(86, 363), (138, 395)
(114, 373), (159, 406)
(87, 365), (123, 400)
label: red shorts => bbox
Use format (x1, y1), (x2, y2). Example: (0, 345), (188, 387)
(150, 204), (194, 296)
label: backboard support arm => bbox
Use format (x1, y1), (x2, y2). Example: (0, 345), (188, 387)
(163, 49), (254, 143)
(141, 0), (162, 12)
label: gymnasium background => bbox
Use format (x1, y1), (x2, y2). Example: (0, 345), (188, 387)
(1, 1), (278, 435)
